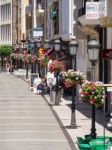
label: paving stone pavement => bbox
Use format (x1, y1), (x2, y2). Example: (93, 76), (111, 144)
(0, 72), (75, 150)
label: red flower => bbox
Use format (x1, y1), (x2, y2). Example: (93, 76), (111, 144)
(84, 92), (90, 96)
(90, 99), (95, 104)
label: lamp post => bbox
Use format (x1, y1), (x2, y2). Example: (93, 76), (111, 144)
(44, 39), (50, 75)
(36, 39), (41, 75)
(25, 41), (29, 79)
(15, 44), (19, 69)
(30, 40), (35, 73)
(87, 39), (100, 139)
(44, 39), (50, 50)
(69, 39), (78, 128)
(18, 43), (22, 69)
(54, 39), (61, 105)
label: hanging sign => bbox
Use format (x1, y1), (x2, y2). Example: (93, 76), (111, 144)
(86, 2), (107, 19)
(86, 2), (99, 19)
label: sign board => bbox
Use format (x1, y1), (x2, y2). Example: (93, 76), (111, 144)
(103, 49), (112, 59)
(86, 2), (107, 19)
(86, 2), (99, 19)
(99, 1), (107, 18)
(33, 27), (43, 39)
(30, 73), (38, 87)
(107, 87), (112, 92)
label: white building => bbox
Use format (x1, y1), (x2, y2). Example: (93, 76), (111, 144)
(0, 0), (12, 45)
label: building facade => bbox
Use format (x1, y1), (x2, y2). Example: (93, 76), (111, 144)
(25, 0), (44, 40)
(0, 0), (28, 47)
(0, 0), (12, 45)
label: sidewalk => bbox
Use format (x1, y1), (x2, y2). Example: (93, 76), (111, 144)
(43, 94), (112, 149)
(16, 73), (112, 149)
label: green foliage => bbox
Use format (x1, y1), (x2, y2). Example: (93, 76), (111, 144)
(0, 45), (12, 56)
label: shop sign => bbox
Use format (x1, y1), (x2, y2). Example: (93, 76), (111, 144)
(33, 27), (43, 39)
(103, 49), (112, 59)
(86, 2), (107, 19)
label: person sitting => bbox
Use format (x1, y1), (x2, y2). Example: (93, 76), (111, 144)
(37, 76), (48, 95)
(33, 74), (41, 94)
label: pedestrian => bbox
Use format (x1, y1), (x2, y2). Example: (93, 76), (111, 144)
(5, 62), (10, 74)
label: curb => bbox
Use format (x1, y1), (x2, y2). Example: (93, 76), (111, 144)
(42, 95), (77, 150)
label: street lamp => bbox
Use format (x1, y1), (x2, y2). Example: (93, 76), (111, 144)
(36, 39), (41, 48)
(54, 39), (61, 105)
(30, 40), (35, 54)
(54, 39), (61, 57)
(30, 40), (36, 73)
(25, 41), (29, 51)
(87, 38), (100, 139)
(44, 39), (50, 50)
(69, 39), (78, 128)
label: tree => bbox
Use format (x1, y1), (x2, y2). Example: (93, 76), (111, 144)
(0, 45), (13, 70)
(0, 45), (12, 56)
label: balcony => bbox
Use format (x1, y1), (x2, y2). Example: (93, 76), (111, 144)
(0, 0), (11, 5)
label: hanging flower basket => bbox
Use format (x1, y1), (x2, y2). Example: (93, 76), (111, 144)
(10, 53), (16, 59)
(40, 57), (49, 67)
(17, 54), (23, 60)
(62, 70), (86, 88)
(21, 54), (31, 63)
(48, 60), (65, 73)
(80, 81), (104, 107)
(31, 55), (38, 64)
(26, 54), (31, 63)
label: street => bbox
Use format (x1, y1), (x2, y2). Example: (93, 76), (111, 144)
(0, 72), (73, 150)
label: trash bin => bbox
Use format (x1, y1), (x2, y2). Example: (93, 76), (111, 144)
(77, 137), (91, 150)
(89, 138), (112, 150)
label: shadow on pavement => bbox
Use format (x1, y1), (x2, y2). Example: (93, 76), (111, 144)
(64, 96), (112, 133)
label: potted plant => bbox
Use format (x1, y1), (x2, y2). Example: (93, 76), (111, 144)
(62, 70), (86, 88)
(31, 55), (38, 64)
(50, 8), (58, 23)
(80, 81), (104, 107)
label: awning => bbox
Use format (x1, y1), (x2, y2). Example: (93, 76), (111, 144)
(44, 48), (54, 56)
(78, 15), (100, 25)
(79, 25), (98, 36)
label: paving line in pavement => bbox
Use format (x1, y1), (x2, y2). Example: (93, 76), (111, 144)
(0, 131), (62, 133)
(0, 117), (54, 118)
(0, 102), (44, 103)
(0, 111), (50, 112)
(0, 106), (49, 108)
(0, 139), (67, 142)
(0, 123), (58, 125)
(0, 98), (43, 99)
